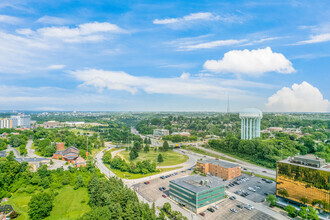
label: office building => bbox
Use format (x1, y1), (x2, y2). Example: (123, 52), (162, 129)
(153, 129), (169, 137)
(0, 118), (12, 128)
(277, 155), (330, 213)
(239, 108), (262, 140)
(169, 175), (225, 213)
(197, 159), (241, 180)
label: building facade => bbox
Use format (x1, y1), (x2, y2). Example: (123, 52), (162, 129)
(197, 159), (241, 180)
(276, 155), (330, 213)
(169, 175), (225, 213)
(0, 118), (12, 128)
(239, 108), (262, 140)
(9, 114), (31, 128)
(153, 129), (169, 137)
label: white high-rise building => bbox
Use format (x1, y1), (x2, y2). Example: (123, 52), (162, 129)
(10, 114), (31, 128)
(239, 108), (262, 140)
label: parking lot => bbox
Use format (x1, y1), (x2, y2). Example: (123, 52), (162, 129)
(201, 199), (276, 220)
(225, 174), (276, 203)
(132, 169), (193, 203)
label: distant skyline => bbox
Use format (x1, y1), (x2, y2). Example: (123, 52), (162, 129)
(0, 0), (329, 112)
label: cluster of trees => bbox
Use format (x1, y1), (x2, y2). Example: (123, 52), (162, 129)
(160, 202), (187, 220)
(207, 133), (324, 168)
(81, 176), (160, 219)
(9, 134), (28, 155)
(33, 128), (104, 158)
(162, 135), (198, 143)
(107, 156), (157, 174)
(0, 139), (7, 151)
(266, 195), (319, 219)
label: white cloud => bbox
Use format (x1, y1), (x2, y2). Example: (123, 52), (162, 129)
(296, 33), (330, 44)
(265, 81), (329, 112)
(47, 64), (65, 70)
(69, 68), (257, 100)
(36, 16), (67, 25)
(180, 72), (190, 79)
(0, 14), (20, 24)
(179, 39), (247, 51)
(153, 12), (218, 24)
(203, 47), (295, 76)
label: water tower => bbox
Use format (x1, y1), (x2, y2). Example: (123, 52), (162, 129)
(239, 108), (262, 140)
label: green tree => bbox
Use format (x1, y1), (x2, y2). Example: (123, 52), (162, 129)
(157, 154), (164, 163)
(299, 207), (307, 220)
(144, 144), (150, 152)
(75, 175), (85, 189)
(300, 197), (309, 205)
(28, 192), (54, 220)
(266, 194), (277, 207)
(307, 207), (319, 220)
(285, 205), (297, 218)
(102, 150), (112, 164)
(162, 141), (169, 152)
(163, 202), (171, 214)
(278, 188), (289, 197)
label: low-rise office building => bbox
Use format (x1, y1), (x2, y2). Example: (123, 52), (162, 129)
(277, 155), (330, 213)
(197, 159), (241, 180)
(169, 175), (225, 213)
(153, 129), (169, 137)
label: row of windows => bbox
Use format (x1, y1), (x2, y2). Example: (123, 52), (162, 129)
(198, 188), (225, 200)
(198, 195), (225, 208)
(170, 185), (196, 201)
(170, 182), (196, 196)
(170, 190), (196, 208)
(198, 185), (225, 196)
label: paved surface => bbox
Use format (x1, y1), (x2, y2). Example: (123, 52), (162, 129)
(226, 174), (276, 203)
(26, 140), (41, 158)
(6, 145), (20, 158)
(204, 199), (276, 220)
(226, 191), (289, 220)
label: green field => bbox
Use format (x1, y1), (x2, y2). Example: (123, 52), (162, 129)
(118, 150), (188, 167)
(4, 186), (90, 220)
(182, 145), (236, 162)
(106, 164), (182, 179)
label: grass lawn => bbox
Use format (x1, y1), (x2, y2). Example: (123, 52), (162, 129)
(105, 164), (182, 179)
(118, 150), (189, 167)
(4, 186), (90, 220)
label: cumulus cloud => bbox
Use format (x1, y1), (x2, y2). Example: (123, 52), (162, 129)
(69, 68), (258, 100)
(0, 15), (20, 24)
(203, 47), (295, 76)
(266, 81), (329, 112)
(296, 33), (330, 44)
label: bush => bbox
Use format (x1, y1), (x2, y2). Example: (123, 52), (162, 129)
(28, 192), (54, 220)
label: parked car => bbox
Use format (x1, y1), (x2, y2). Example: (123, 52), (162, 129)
(266, 180), (273, 184)
(162, 187), (166, 191)
(262, 171), (267, 173)
(207, 208), (215, 213)
(159, 187), (163, 191)
(229, 196), (236, 200)
(144, 181), (150, 185)
(162, 194), (167, 198)
(245, 205), (253, 210)
(237, 204), (243, 209)
(230, 208), (238, 213)
(199, 213), (205, 217)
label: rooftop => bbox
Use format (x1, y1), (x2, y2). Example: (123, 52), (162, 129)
(199, 159), (240, 168)
(239, 108), (263, 117)
(279, 154), (330, 172)
(170, 175), (224, 193)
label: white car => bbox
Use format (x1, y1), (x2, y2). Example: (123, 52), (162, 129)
(245, 205), (254, 210)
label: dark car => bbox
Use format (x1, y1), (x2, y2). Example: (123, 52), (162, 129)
(162, 187), (166, 191)
(229, 196), (236, 200)
(207, 208), (215, 213)
(199, 213), (205, 217)
(144, 181), (150, 185)
(159, 187), (163, 191)
(237, 204), (243, 209)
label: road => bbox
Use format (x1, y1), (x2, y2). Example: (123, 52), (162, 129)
(6, 145), (20, 158)
(26, 140), (42, 158)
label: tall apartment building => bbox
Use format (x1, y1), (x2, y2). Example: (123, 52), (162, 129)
(153, 129), (169, 137)
(277, 155), (330, 213)
(197, 159), (241, 180)
(0, 118), (12, 128)
(10, 114), (31, 128)
(169, 175), (225, 213)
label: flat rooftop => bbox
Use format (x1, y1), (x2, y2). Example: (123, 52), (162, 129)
(279, 155), (330, 172)
(170, 175), (224, 193)
(199, 159), (240, 168)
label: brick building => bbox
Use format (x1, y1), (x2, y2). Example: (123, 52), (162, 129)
(197, 159), (241, 180)
(53, 146), (86, 167)
(56, 142), (65, 151)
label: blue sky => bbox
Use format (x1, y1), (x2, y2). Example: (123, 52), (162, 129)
(0, 0), (329, 112)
